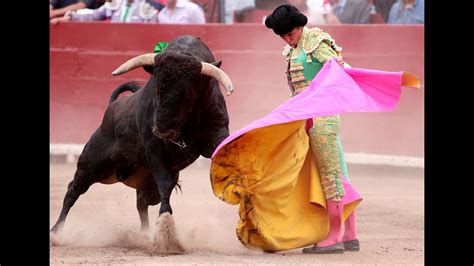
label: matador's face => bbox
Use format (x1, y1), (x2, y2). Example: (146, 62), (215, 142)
(280, 26), (303, 48)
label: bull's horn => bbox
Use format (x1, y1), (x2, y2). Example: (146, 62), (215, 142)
(201, 62), (234, 96)
(112, 53), (155, 76)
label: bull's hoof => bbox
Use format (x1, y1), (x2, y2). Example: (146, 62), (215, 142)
(50, 231), (64, 247)
(50, 222), (64, 235)
(151, 212), (185, 254)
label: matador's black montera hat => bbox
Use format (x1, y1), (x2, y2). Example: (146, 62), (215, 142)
(264, 4), (308, 36)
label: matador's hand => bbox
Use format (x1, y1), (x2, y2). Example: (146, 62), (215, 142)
(336, 57), (345, 67)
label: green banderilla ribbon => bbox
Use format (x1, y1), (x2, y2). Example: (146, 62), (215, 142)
(154, 41), (168, 54)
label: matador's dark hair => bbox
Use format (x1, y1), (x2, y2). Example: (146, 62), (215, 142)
(264, 4), (308, 36)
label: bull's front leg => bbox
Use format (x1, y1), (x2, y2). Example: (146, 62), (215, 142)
(146, 154), (176, 216)
(145, 148), (184, 254)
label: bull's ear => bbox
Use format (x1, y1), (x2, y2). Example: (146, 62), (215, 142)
(143, 65), (154, 75)
(211, 61), (222, 68)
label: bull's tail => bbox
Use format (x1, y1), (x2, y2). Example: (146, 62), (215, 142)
(109, 81), (141, 104)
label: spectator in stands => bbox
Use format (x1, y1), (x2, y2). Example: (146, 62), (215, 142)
(158, 0), (206, 24)
(225, 0), (304, 24)
(222, 1), (234, 23)
(388, 0), (423, 24)
(372, 0), (397, 22)
(95, 0), (107, 7)
(50, 0), (160, 24)
(328, 0), (371, 24)
(287, 0), (308, 11)
(50, 0), (98, 19)
(306, 0), (331, 24)
(226, 0), (256, 23)
(146, 0), (165, 10)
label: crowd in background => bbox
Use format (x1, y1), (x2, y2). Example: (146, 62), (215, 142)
(50, 0), (206, 24)
(50, 0), (424, 25)
(227, 0), (423, 24)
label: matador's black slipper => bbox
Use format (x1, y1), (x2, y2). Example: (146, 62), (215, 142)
(343, 239), (360, 251)
(302, 242), (344, 254)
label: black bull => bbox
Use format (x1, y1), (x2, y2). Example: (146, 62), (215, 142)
(51, 35), (233, 234)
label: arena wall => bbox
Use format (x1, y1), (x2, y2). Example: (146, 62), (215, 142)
(50, 23), (424, 166)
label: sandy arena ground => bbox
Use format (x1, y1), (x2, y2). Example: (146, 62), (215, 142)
(50, 158), (424, 265)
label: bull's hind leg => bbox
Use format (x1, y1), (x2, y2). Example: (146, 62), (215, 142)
(50, 167), (97, 234)
(136, 189), (161, 231)
(51, 138), (114, 234)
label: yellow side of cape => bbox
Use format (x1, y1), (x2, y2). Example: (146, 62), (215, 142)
(210, 120), (360, 252)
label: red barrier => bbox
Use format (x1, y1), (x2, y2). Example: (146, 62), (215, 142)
(50, 23), (424, 157)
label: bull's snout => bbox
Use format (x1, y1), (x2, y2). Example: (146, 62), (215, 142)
(152, 126), (179, 140)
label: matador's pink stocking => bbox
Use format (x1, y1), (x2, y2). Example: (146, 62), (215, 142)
(317, 199), (343, 247)
(342, 211), (357, 242)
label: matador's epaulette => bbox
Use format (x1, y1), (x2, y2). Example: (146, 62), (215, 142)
(282, 44), (292, 59)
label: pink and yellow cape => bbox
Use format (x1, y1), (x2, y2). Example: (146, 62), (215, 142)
(210, 59), (420, 252)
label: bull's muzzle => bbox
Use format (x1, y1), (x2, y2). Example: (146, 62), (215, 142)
(152, 126), (179, 140)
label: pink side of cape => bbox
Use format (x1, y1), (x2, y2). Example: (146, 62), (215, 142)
(212, 58), (404, 158)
